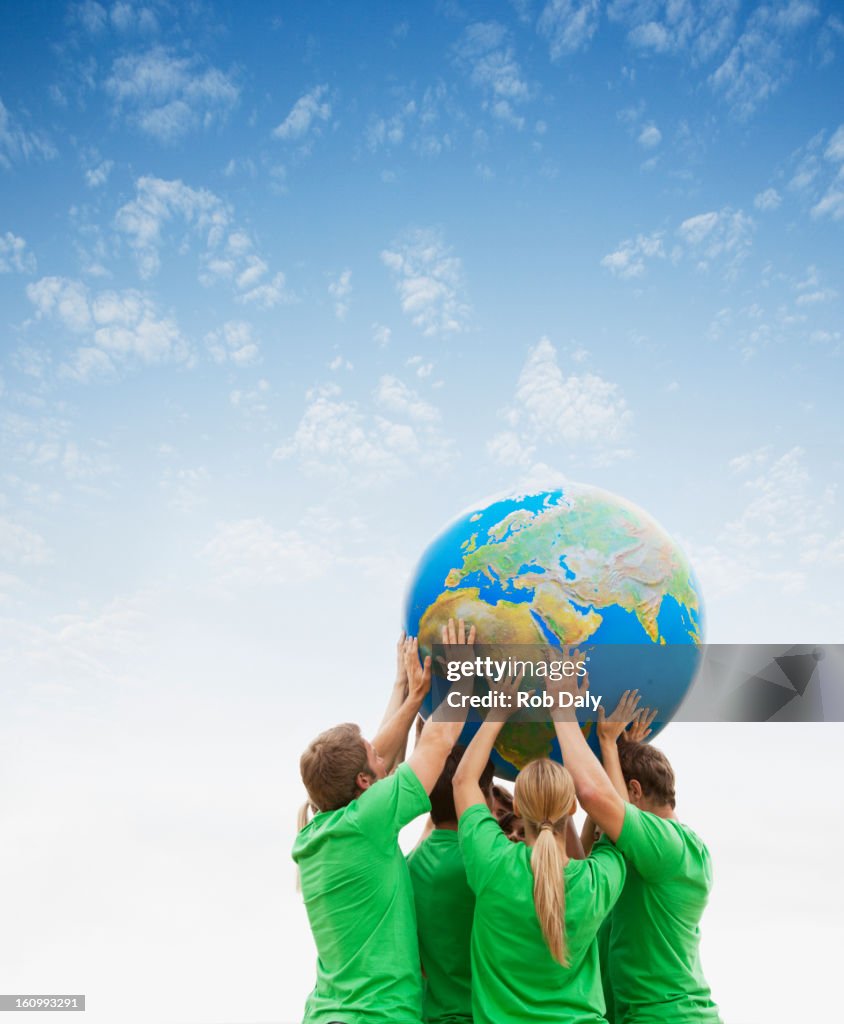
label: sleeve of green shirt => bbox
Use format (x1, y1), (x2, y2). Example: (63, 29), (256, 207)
(588, 837), (628, 915)
(356, 761), (431, 845)
(458, 802), (512, 894)
(614, 803), (685, 881)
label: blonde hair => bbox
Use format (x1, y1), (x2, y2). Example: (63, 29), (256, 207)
(299, 723), (372, 813)
(514, 759), (576, 966)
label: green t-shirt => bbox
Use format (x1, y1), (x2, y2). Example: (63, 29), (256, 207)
(407, 829), (474, 1024)
(292, 762), (431, 1024)
(609, 803), (723, 1024)
(597, 915), (615, 1024)
(458, 803), (626, 1024)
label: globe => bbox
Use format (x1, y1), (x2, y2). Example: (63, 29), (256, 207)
(403, 484), (704, 780)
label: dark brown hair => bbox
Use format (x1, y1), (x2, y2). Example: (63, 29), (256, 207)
(618, 742), (676, 808)
(430, 745), (494, 825)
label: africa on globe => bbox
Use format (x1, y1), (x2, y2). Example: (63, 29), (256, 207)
(404, 484), (704, 780)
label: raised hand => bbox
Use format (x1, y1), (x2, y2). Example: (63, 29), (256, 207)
(439, 617), (477, 680)
(624, 706), (658, 743)
(483, 670), (526, 723)
(544, 646), (589, 720)
(597, 689), (644, 744)
(404, 636), (432, 704)
(395, 629), (408, 692)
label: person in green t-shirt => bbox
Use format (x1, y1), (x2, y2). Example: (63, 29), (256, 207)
(406, 745), (495, 1024)
(451, 673), (627, 1024)
(549, 672), (723, 1024)
(292, 621), (477, 1024)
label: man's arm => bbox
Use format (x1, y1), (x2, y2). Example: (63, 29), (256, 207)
(377, 630), (409, 732)
(596, 690), (645, 800)
(546, 658), (626, 843)
(406, 620), (477, 794)
(372, 636), (430, 771)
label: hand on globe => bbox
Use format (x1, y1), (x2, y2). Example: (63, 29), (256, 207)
(545, 647), (590, 721)
(624, 706), (658, 744)
(403, 637), (432, 706)
(394, 629), (408, 693)
(596, 690), (644, 744)
(437, 617), (477, 682)
(482, 670), (526, 724)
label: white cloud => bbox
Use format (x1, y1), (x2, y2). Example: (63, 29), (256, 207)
(491, 337), (632, 466)
(637, 122), (662, 148)
(455, 22), (530, 129)
(239, 271), (292, 309)
(601, 232), (665, 278)
(608, 0), (738, 63)
(375, 375), (439, 423)
(26, 276), (190, 380)
(372, 323), (392, 347)
(538, 0), (601, 59)
(0, 231), (36, 274)
(114, 177), (290, 305)
(328, 269), (352, 320)
(273, 85), (331, 142)
(826, 124), (844, 162)
(114, 176), (229, 278)
(275, 378), (452, 482)
(604, 207), (754, 279)
(0, 97), (56, 170)
(105, 47), (239, 143)
(487, 430), (535, 467)
(27, 276), (92, 331)
(677, 208), (753, 269)
(709, 2), (820, 118)
(406, 355), (433, 378)
(85, 159), (113, 188)
(722, 447), (838, 567)
(381, 228), (469, 336)
(365, 100), (416, 151)
(754, 187), (781, 210)
(73, 1), (159, 35)
(205, 321), (259, 366)
(683, 446), (844, 626)
(0, 517), (50, 566)
(201, 518), (330, 587)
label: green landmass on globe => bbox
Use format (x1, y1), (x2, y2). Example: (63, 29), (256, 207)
(404, 484), (704, 780)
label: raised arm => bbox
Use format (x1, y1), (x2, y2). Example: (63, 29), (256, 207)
(407, 619), (477, 794)
(372, 635), (431, 771)
(596, 690), (645, 800)
(452, 673), (522, 819)
(546, 658), (626, 843)
(377, 630), (409, 731)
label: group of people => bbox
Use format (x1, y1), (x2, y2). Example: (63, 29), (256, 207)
(293, 619), (722, 1024)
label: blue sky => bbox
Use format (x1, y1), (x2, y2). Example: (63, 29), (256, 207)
(1, 2), (843, 1022)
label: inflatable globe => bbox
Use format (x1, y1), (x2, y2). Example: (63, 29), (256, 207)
(404, 485), (703, 780)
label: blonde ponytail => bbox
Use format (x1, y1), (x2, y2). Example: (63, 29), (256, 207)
(514, 759), (577, 966)
(297, 800), (314, 832)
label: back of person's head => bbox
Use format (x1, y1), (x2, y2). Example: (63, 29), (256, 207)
(618, 742), (676, 808)
(491, 783), (514, 819)
(300, 723), (372, 814)
(430, 745), (494, 825)
(514, 758), (577, 966)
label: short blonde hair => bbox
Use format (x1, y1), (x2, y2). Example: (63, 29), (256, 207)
(300, 723), (372, 812)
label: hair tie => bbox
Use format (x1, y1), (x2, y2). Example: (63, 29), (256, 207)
(539, 820), (554, 832)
